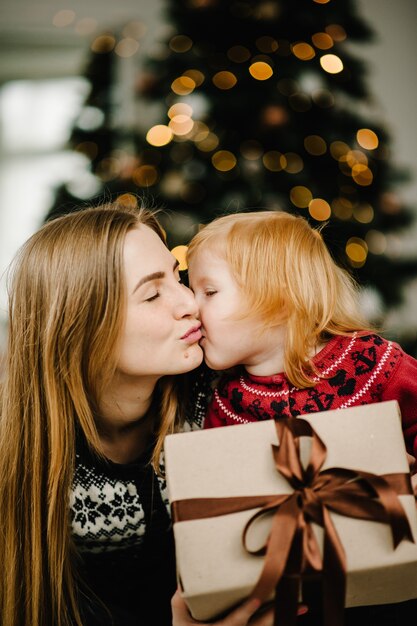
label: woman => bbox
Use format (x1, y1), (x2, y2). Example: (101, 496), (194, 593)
(0, 203), (271, 626)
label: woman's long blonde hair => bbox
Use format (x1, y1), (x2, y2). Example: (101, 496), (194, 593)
(0, 203), (182, 626)
(187, 210), (372, 388)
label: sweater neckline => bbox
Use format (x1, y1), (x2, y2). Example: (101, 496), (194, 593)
(76, 431), (156, 478)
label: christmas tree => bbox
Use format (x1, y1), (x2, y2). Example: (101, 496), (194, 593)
(46, 0), (417, 350)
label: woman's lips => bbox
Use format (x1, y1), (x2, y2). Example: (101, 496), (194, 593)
(181, 325), (203, 344)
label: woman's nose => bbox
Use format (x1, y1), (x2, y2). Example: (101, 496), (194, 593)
(175, 284), (199, 318)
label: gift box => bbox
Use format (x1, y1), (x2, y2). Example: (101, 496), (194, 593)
(164, 400), (417, 624)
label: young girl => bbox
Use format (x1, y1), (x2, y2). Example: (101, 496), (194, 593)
(187, 209), (417, 625)
(187, 210), (417, 466)
(0, 203), (271, 626)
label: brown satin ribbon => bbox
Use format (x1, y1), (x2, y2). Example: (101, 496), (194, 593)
(172, 417), (414, 626)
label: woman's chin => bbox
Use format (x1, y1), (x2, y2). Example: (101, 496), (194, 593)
(180, 343), (204, 371)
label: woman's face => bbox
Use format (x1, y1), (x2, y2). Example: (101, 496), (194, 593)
(116, 225), (203, 381)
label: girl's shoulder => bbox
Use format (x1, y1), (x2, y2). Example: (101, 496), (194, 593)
(311, 331), (403, 384)
(319, 332), (401, 366)
(317, 332), (406, 391)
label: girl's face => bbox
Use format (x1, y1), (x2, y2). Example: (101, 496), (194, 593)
(188, 248), (285, 375)
(116, 225), (203, 382)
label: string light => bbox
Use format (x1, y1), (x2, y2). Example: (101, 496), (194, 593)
(353, 203), (374, 224)
(161, 171), (186, 197)
(196, 132), (219, 152)
(183, 69), (205, 86)
(312, 89), (334, 108)
(381, 192), (401, 214)
(345, 150), (368, 167)
(249, 62), (273, 80)
(263, 151), (286, 171)
(133, 165), (158, 186)
(190, 121), (210, 142)
(171, 76), (196, 95)
(240, 140), (263, 160)
(304, 135), (327, 155)
(357, 128), (379, 150)
(351, 164), (373, 186)
(168, 103), (193, 118)
(171, 245), (189, 270)
(290, 186), (312, 208)
(252, 1), (280, 19)
(169, 114), (194, 136)
(96, 157), (121, 181)
(366, 230), (387, 255)
(146, 125), (173, 146)
(262, 105), (288, 126)
(212, 71), (237, 89)
(212, 150), (237, 171)
(332, 197), (353, 220)
(346, 237), (368, 268)
(309, 198), (331, 221)
(284, 153), (304, 173)
(91, 35), (116, 53)
(115, 38), (140, 58)
(292, 43), (315, 60)
(312, 32), (333, 50)
(325, 24), (347, 42)
(320, 54), (343, 74)
(330, 141), (349, 159)
(116, 193), (138, 208)
(169, 35), (193, 52)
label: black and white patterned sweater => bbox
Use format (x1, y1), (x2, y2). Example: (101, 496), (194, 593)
(69, 366), (213, 626)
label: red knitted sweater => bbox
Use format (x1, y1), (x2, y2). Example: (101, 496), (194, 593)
(204, 333), (417, 457)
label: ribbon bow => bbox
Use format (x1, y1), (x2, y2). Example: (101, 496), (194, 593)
(172, 417), (414, 626)
(243, 418), (413, 626)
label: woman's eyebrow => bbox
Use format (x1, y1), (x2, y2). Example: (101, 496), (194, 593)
(132, 260), (179, 294)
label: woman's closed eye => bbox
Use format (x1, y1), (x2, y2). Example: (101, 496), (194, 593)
(144, 291), (160, 302)
(204, 289), (217, 297)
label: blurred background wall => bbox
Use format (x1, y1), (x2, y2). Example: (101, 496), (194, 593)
(0, 0), (416, 354)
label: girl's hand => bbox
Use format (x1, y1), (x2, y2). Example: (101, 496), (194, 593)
(171, 589), (274, 626)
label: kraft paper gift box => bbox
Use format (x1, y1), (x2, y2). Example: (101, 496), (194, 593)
(164, 400), (417, 623)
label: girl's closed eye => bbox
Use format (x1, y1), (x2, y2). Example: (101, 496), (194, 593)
(205, 289), (217, 297)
